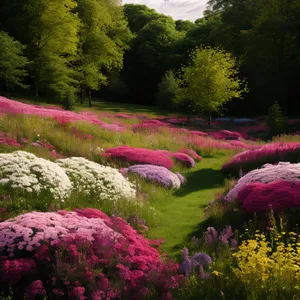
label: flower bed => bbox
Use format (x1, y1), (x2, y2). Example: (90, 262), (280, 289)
(209, 130), (243, 140)
(222, 142), (300, 176)
(237, 180), (300, 212)
(102, 146), (174, 169)
(122, 165), (182, 189)
(0, 208), (184, 299)
(0, 151), (72, 200)
(100, 123), (126, 132)
(178, 149), (202, 162)
(56, 157), (136, 201)
(225, 162), (300, 202)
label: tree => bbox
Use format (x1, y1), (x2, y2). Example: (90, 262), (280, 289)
(157, 70), (181, 109)
(0, 31), (28, 98)
(175, 46), (247, 126)
(75, 0), (133, 107)
(23, 0), (80, 108)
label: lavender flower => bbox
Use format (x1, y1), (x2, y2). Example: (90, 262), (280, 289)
(204, 227), (218, 245)
(123, 165), (181, 189)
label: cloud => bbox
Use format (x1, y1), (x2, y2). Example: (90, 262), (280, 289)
(123, 0), (208, 21)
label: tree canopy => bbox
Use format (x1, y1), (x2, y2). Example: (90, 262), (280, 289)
(174, 46), (247, 125)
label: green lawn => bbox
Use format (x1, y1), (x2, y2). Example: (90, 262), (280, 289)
(148, 155), (228, 258)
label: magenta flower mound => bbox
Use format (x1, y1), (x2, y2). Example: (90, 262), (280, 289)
(0, 97), (104, 126)
(102, 146), (174, 169)
(190, 130), (208, 137)
(222, 142), (300, 176)
(225, 162), (300, 201)
(114, 113), (136, 119)
(170, 153), (195, 168)
(0, 208), (184, 299)
(178, 149), (202, 162)
(209, 130), (242, 140)
(122, 165), (182, 189)
(0, 132), (21, 147)
(100, 123), (126, 132)
(132, 120), (170, 133)
(237, 180), (300, 212)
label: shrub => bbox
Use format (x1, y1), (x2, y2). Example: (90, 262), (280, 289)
(122, 165), (182, 189)
(0, 151), (72, 200)
(0, 209), (184, 299)
(222, 142), (300, 177)
(157, 70), (181, 109)
(102, 146), (174, 169)
(56, 157), (136, 201)
(237, 180), (300, 212)
(267, 102), (287, 136)
(225, 162), (300, 202)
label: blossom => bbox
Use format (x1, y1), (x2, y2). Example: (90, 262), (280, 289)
(178, 149), (202, 162)
(0, 151), (72, 200)
(0, 97), (105, 126)
(56, 157), (136, 201)
(122, 164), (181, 189)
(25, 280), (46, 300)
(222, 142), (300, 176)
(225, 162), (300, 201)
(102, 146), (174, 169)
(0, 208), (183, 299)
(237, 180), (300, 212)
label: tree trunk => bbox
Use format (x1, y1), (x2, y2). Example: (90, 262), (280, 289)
(81, 87), (85, 105)
(88, 90), (92, 107)
(35, 77), (39, 102)
(208, 110), (212, 127)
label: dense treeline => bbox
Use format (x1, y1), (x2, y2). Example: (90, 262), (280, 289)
(0, 0), (132, 108)
(114, 1), (300, 116)
(0, 0), (299, 115)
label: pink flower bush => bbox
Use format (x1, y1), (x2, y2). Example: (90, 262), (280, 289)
(102, 146), (174, 169)
(132, 120), (170, 133)
(225, 162), (300, 202)
(169, 152), (195, 168)
(0, 208), (184, 299)
(222, 142), (300, 176)
(114, 113), (136, 119)
(178, 149), (202, 162)
(100, 123), (126, 132)
(209, 130), (243, 140)
(0, 97), (105, 126)
(156, 150), (196, 168)
(122, 165), (182, 189)
(190, 130), (208, 137)
(0, 132), (21, 147)
(237, 180), (300, 212)
(72, 127), (94, 140)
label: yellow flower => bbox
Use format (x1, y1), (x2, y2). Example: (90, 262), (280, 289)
(212, 270), (222, 277)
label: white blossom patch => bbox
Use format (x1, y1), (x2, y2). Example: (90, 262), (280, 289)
(56, 157), (136, 201)
(0, 151), (72, 200)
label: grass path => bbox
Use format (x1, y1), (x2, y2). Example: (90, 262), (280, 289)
(148, 155), (229, 257)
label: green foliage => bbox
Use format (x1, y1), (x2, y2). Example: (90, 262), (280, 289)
(24, 0), (80, 106)
(0, 31), (28, 98)
(175, 46), (248, 125)
(267, 102), (287, 135)
(156, 70), (180, 109)
(75, 0), (133, 106)
(106, 72), (130, 102)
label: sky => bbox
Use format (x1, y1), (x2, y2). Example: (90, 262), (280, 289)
(123, 0), (208, 21)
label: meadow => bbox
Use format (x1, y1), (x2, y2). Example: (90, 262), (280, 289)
(1, 96), (300, 299)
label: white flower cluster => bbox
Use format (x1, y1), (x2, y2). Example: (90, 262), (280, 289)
(0, 151), (72, 200)
(56, 157), (136, 201)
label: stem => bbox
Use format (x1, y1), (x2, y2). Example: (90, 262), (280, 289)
(208, 110), (212, 127)
(35, 76), (39, 102)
